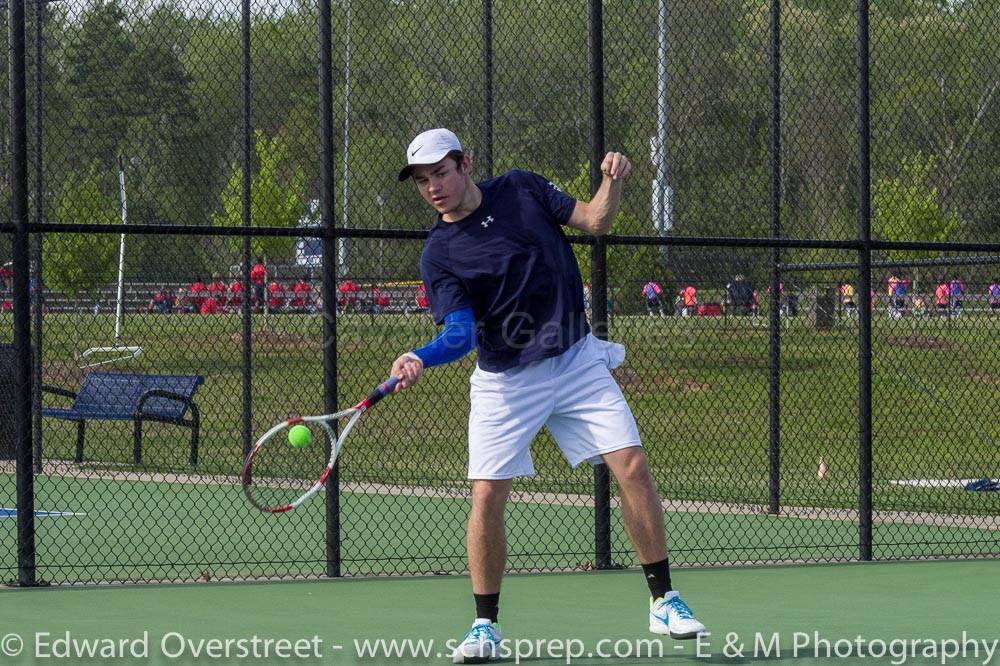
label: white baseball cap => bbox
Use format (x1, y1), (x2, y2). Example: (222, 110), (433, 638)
(397, 128), (463, 181)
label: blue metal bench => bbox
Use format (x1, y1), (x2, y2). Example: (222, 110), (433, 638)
(42, 372), (204, 466)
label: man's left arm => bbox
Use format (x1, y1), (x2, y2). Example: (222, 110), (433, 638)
(566, 151), (631, 236)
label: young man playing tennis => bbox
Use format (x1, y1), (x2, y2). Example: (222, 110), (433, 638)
(390, 128), (705, 663)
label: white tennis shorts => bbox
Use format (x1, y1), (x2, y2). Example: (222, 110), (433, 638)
(467, 333), (642, 479)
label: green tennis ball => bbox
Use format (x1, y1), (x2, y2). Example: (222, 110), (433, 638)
(287, 424), (312, 448)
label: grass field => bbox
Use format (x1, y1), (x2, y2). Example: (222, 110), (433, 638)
(2, 308), (999, 582)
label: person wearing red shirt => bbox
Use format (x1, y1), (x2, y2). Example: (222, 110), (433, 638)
(189, 278), (207, 310)
(935, 282), (950, 315)
(268, 281), (287, 312)
(371, 287), (390, 313)
(250, 257), (267, 311)
(338, 279), (359, 313)
(680, 285), (697, 318)
(229, 279), (244, 311)
(292, 275), (313, 312)
(200, 297), (220, 315)
(415, 282), (429, 311)
(0, 263), (12, 293)
(208, 273), (227, 309)
(1, 299), (12, 313)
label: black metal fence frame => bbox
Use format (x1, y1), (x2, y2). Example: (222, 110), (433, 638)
(6, 0), (1000, 586)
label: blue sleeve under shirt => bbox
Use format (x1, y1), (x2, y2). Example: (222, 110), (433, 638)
(410, 307), (476, 369)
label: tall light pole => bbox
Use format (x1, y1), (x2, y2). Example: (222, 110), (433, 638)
(651, 0), (673, 268)
(339, 0), (352, 278)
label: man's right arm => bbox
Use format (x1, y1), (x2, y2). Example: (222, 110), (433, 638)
(390, 307), (476, 392)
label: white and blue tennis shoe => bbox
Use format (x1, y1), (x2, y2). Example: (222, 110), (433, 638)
(451, 619), (502, 663)
(649, 591), (706, 639)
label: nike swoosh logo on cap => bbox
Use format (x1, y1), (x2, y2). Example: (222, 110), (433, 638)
(410, 145), (423, 156)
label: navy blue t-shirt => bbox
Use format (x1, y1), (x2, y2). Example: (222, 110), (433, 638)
(419, 169), (589, 372)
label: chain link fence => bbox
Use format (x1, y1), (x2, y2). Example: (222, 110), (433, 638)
(2, 0), (998, 586)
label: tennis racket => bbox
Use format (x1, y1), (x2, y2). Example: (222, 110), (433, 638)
(242, 377), (400, 513)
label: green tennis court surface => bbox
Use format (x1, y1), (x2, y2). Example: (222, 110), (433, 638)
(1, 560), (997, 664)
(2, 471), (997, 584)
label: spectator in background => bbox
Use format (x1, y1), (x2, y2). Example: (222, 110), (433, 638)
(840, 282), (856, 315)
(726, 274), (753, 316)
(229, 277), (244, 312)
(886, 275), (900, 317)
(949, 276), (966, 316)
(912, 294), (927, 317)
(935, 282), (950, 316)
(267, 280), (287, 312)
(292, 273), (313, 313)
(147, 286), (174, 314)
(889, 275), (909, 317)
(189, 277), (207, 310)
(251, 257), (267, 312)
(1, 299), (11, 312)
(208, 273), (227, 310)
(680, 284), (697, 318)
(784, 283), (800, 317)
(371, 286), (391, 313)
(989, 280), (1000, 311)
(200, 295), (220, 315)
(178, 290), (197, 314)
(642, 279), (665, 317)
(414, 281), (430, 312)
(338, 278), (359, 313)
(772, 281), (785, 315)
(0, 262), (12, 293)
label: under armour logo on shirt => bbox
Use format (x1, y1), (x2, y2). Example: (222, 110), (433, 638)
(482, 215), (494, 229)
(548, 181), (562, 192)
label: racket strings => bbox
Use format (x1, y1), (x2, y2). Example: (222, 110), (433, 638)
(244, 420), (338, 511)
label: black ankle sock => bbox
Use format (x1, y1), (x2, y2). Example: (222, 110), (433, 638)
(474, 593), (500, 623)
(642, 557), (672, 599)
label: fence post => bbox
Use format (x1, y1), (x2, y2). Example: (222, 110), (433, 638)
(240, 0), (254, 460)
(319, 0), (341, 578)
(588, 0), (611, 571)
(855, 0), (874, 561)
(31, 0), (45, 476)
(481, 0), (493, 179)
(767, 0), (782, 515)
(11, 0), (37, 587)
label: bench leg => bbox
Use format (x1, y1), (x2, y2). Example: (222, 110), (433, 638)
(189, 404), (200, 467)
(133, 418), (143, 465)
(74, 421), (86, 463)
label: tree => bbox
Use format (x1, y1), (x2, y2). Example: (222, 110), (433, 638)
(63, 0), (137, 172)
(212, 131), (306, 263)
(44, 166), (120, 356)
(558, 162), (662, 309)
(874, 152), (961, 292)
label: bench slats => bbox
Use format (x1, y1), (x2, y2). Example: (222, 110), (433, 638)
(68, 373), (203, 420)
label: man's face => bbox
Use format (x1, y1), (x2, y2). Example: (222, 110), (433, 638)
(411, 157), (468, 215)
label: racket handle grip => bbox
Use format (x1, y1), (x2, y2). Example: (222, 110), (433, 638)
(364, 377), (400, 407)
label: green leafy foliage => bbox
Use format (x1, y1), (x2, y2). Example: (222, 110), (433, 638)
(212, 131), (306, 263)
(44, 166), (119, 297)
(874, 153), (961, 259)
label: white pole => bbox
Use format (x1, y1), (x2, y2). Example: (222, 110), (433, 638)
(654, 0), (670, 233)
(651, 0), (672, 269)
(339, 0), (351, 278)
(115, 155), (128, 346)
